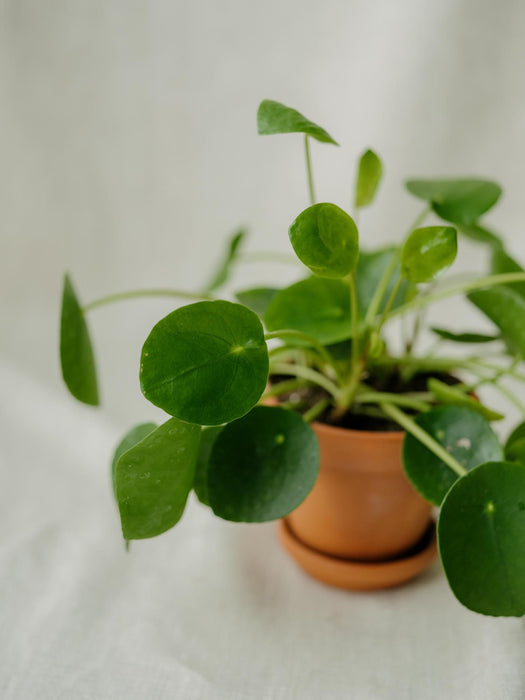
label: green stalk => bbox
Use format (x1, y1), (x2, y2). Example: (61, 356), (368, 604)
(355, 391), (431, 412)
(303, 397), (331, 423)
(377, 275), (403, 332)
(83, 288), (211, 312)
(265, 329), (339, 377)
(263, 378), (306, 398)
(348, 272), (359, 367)
(269, 362), (341, 401)
(380, 403), (467, 477)
(304, 135), (316, 205)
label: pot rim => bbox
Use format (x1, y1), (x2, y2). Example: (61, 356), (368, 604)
(311, 419), (404, 442)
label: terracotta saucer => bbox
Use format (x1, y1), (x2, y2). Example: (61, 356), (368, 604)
(278, 518), (438, 591)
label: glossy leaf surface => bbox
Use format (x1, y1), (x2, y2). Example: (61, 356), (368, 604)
(289, 203), (359, 278)
(264, 277), (351, 345)
(355, 149), (382, 208)
(427, 379), (503, 422)
(431, 327), (500, 344)
(141, 301), (268, 425)
(235, 287), (280, 317)
(438, 461), (525, 616)
(401, 226), (457, 283)
(405, 179), (502, 225)
(467, 286), (525, 356)
(207, 406), (319, 522)
(60, 274), (99, 405)
(403, 405), (503, 505)
(202, 229), (246, 294)
(111, 422), (158, 497)
(257, 100), (338, 145)
(116, 417), (201, 539)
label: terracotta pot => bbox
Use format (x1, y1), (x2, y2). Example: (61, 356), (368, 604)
(287, 421), (433, 562)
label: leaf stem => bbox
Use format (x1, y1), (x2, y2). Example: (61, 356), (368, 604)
(380, 402), (467, 477)
(356, 391), (431, 412)
(303, 397), (330, 423)
(83, 288), (211, 312)
(304, 135), (316, 205)
(265, 329), (338, 375)
(269, 362), (340, 401)
(348, 273), (359, 367)
(263, 378), (306, 398)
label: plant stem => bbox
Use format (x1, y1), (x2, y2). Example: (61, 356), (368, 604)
(348, 272), (359, 367)
(269, 363), (341, 400)
(265, 329), (339, 376)
(304, 135), (316, 205)
(303, 397), (331, 423)
(355, 391), (431, 412)
(83, 288), (211, 312)
(380, 403), (467, 477)
(263, 378), (306, 398)
(377, 275), (403, 332)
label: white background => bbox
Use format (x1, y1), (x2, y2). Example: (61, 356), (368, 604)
(2, 1), (525, 697)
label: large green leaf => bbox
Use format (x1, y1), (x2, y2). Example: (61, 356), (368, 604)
(288, 203), (359, 278)
(115, 417), (201, 540)
(193, 426), (223, 507)
(207, 406), (319, 522)
(141, 300), (269, 425)
(427, 379), (503, 422)
(257, 100), (338, 145)
(355, 149), (382, 208)
(431, 327), (500, 344)
(356, 248), (413, 317)
(467, 286), (525, 356)
(438, 461), (525, 616)
(403, 405), (503, 505)
(235, 287), (280, 317)
(405, 179), (502, 226)
(202, 229), (246, 294)
(264, 277), (351, 345)
(59, 274), (99, 405)
(401, 226), (457, 283)
(111, 422), (158, 497)
(491, 247), (525, 299)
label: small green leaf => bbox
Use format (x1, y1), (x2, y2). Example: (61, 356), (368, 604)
(289, 203), (359, 278)
(115, 417), (201, 540)
(264, 277), (351, 345)
(405, 179), (502, 226)
(403, 405), (503, 505)
(431, 327), (500, 344)
(60, 274), (99, 405)
(257, 100), (338, 145)
(201, 229), (246, 294)
(438, 461), (525, 616)
(355, 149), (383, 208)
(235, 287), (280, 317)
(207, 406), (319, 522)
(401, 226), (457, 283)
(491, 247), (525, 299)
(356, 248), (414, 316)
(141, 300), (269, 426)
(193, 426), (223, 507)
(111, 422), (158, 497)
(467, 286), (525, 356)
(427, 379), (503, 422)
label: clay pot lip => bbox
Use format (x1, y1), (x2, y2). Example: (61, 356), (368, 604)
(311, 419), (404, 442)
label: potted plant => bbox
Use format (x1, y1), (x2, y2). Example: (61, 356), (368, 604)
(60, 99), (525, 617)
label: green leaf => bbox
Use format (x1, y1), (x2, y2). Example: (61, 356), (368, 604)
(59, 274), (99, 406)
(264, 277), (351, 345)
(111, 422), (158, 497)
(235, 287), (280, 317)
(457, 223), (503, 250)
(427, 378), (503, 422)
(207, 406), (319, 522)
(402, 405), (503, 505)
(405, 179), (502, 226)
(141, 300), (269, 425)
(401, 226), (457, 283)
(201, 229), (246, 294)
(431, 327), (500, 344)
(504, 422), (525, 464)
(438, 461), (525, 616)
(115, 417), (201, 540)
(257, 99), (338, 145)
(491, 247), (525, 299)
(289, 203), (359, 278)
(356, 248), (414, 317)
(467, 286), (525, 356)
(193, 426), (223, 506)
(355, 149), (383, 208)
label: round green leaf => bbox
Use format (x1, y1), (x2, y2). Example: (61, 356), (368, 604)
(438, 461), (525, 616)
(116, 417), (201, 540)
(264, 277), (351, 345)
(235, 287), (280, 317)
(257, 100), (338, 145)
(289, 203), (359, 278)
(60, 274), (99, 406)
(193, 426), (223, 507)
(401, 226), (457, 283)
(355, 149), (382, 208)
(427, 379), (503, 422)
(141, 300), (269, 426)
(403, 405), (503, 505)
(405, 179), (502, 226)
(207, 406), (319, 522)
(491, 247), (525, 299)
(111, 422), (158, 497)
(431, 327), (500, 344)
(467, 286), (525, 357)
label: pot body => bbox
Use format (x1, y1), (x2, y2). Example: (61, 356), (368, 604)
(287, 422), (432, 561)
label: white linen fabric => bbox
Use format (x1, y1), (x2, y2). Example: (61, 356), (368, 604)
(2, 0), (525, 696)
